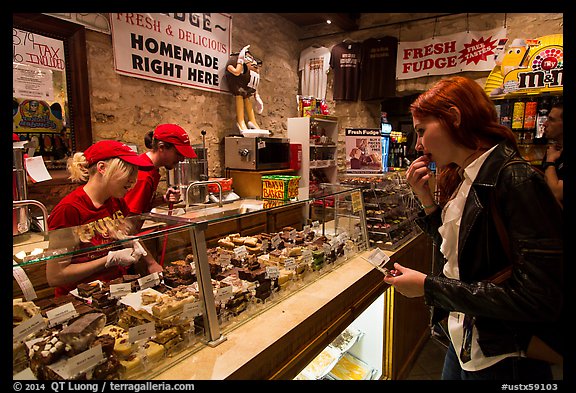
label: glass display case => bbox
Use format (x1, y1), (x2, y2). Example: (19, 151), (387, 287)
(341, 172), (421, 250)
(294, 293), (384, 380)
(13, 185), (368, 380)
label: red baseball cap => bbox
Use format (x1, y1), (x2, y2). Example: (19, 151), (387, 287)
(84, 140), (154, 170)
(13, 133), (20, 142)
(153, 124), (197, 158)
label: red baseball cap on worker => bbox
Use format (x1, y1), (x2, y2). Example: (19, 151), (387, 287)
(153, 124), (197, 158)
(84, 140), (154, 170)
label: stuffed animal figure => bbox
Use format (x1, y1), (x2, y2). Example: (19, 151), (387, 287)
(225, 45), (265, 131)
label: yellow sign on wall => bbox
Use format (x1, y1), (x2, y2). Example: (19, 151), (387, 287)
(13, 99), (64, 134)
(484, 34), (563, 98)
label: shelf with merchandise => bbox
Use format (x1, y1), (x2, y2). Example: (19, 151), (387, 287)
(492, 92), (562, 164)
(288, 116), (340, 200)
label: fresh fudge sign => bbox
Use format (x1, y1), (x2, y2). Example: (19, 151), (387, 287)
(345, 128), (384, 174)
(111, 13), (232, 94)
(396, 27), (507, 80)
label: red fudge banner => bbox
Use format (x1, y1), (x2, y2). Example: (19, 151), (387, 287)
(396, 27), (507, 80)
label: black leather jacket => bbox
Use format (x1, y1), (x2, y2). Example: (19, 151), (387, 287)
(416, 141), (563, 357)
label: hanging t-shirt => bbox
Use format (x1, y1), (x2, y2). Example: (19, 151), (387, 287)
(298, 45), (331, 99)
(361, 37), (398, 100)
(330, 41), (362, 101)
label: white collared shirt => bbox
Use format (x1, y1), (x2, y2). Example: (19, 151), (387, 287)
(438, 145), (521, 371)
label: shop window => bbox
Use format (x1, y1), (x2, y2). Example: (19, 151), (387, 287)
(13, 13), (92, 169)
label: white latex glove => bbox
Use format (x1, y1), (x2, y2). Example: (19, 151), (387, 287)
(254, 92), (264, 114)
(105, 240), (146, 268)
(238, 45), (250, 64)
(105, 248), (139, 268)
(132, 239), (148, 257)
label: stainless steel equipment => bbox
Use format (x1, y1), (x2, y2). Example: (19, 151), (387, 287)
(225, 136), (291, 171)
(199, 130), (208, 181)
(13, 200), (48, 234)
(167, 133), (209, 205)
(13, 140), (40, 235)
(185, 180), (223, 210)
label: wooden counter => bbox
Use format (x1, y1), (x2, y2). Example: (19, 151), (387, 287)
(13, 208), (433, 380)
(153, 232), (433, 380)
(153, 250), (385, 380)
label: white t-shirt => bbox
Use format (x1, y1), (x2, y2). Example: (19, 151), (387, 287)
(438, 145), (522, 371)
(298, 46), (331, 100)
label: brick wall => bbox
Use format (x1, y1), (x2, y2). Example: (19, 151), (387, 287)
(84, 13), (562, 191)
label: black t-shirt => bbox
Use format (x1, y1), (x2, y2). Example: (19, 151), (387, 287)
(330, 41), (362, 101)
(360, 37), (398, 100)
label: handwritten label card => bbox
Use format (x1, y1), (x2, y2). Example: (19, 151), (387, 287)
(110, 283), (131, 298)
(129, 322), (155, 344)
(363, 248), (391, 273)
(138, 272), (161, 290)
(47, 303), (78, 327)
(271, 234), (281, 249)
(265, 266), (280, 279)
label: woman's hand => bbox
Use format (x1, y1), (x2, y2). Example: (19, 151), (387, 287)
(105, 240), (147, 268)
(406, 155), (434, 204)
(146, 259), (164, 274)
(383, 263), (426, 298)
(135, 241), (163, 274)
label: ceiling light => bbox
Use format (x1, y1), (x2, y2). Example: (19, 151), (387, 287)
(326, 20), (332, 24)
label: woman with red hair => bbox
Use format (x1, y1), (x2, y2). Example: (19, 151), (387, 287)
(384, 76), (562, 380)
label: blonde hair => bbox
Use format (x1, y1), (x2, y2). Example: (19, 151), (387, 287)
(67, 153), (137, 183)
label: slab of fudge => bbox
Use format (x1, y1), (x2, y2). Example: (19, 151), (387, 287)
(91, 354), (120, 380)
(90, 291), (113, 308)
(76, 282), (100, 297)
(58, 312), (106, 355)
(90, 333), (115, 356)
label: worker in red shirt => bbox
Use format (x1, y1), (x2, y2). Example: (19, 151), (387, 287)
(124, 124), (197, 215)
(46, 140), (162, 296)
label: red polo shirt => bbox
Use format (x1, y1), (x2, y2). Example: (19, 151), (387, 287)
(124, 153), (160, 215)
(47, 186), (131, 296)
